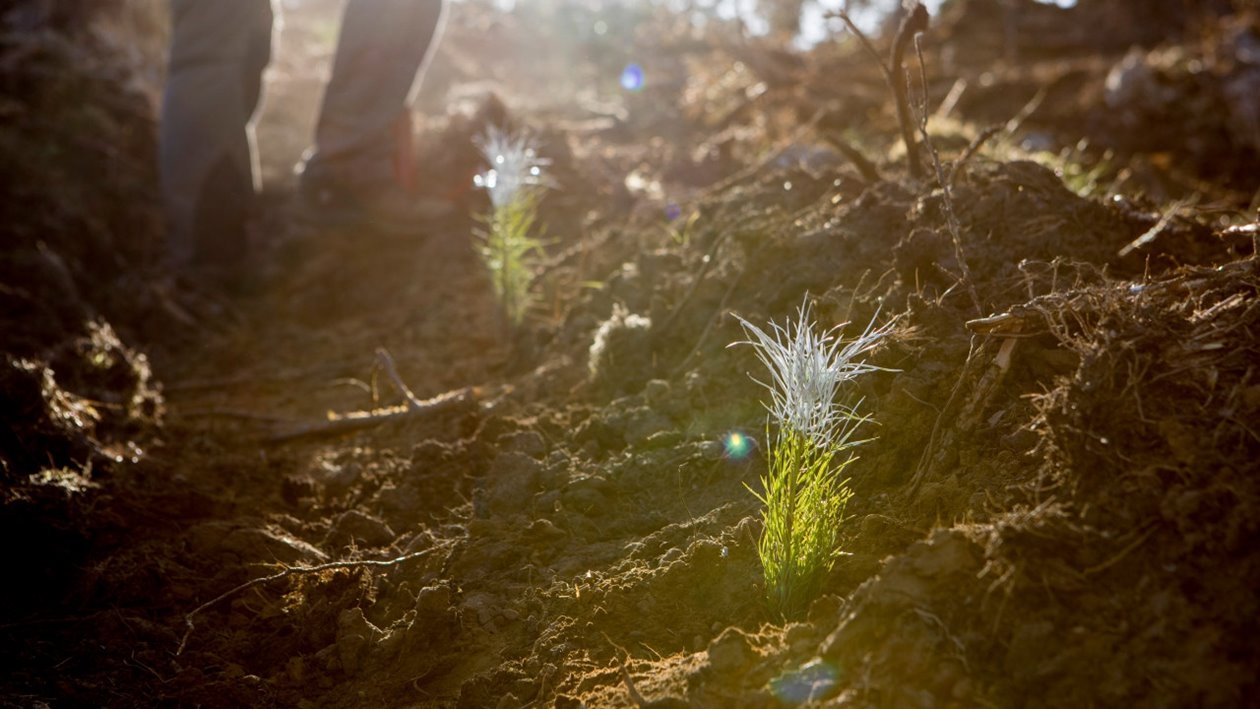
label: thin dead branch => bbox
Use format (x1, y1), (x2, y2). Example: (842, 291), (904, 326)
(1220, 219), (1260, 255)
(670, 262), (747, 376)
(1119, 196), (1198, 258)
(618, 654), (650, 708)
(830, 11), (893, 85)
(950, 88), (1046, 186)
(934, 77), (968, 120)
(914, 33), (982, 315)
(1004, 87), (1047, 135)
(819, 130), (882, 183)
(891, 4), (931, 178)
(266, 384), (475, 442)
(655, 231), (732, 340)
(949, 124), (1003, 185)
(831, 3), (930, 178)
(263, 348), (505, 442)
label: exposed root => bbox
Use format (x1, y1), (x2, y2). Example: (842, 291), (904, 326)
(177, 545), (444, 655)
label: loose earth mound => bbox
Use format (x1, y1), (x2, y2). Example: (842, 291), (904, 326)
(2, 1), (1258, 706)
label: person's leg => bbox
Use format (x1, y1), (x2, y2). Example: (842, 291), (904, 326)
(298, 0), (447, 228)
(160, 0), (273, 268)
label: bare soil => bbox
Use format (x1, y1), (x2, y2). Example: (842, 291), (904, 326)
(2, 1), (1259, 707)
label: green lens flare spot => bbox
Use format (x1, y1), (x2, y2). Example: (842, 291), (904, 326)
(723, 431), (752, 460)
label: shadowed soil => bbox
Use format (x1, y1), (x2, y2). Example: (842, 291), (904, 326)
(2, 1), (1259, 707)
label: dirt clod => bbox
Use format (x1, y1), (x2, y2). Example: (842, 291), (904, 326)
(6, 1), (1260, 707)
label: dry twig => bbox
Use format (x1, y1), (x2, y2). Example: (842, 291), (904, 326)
(891, 4), (931, 177)
(819, 130), (882, 183)
(831, 4), (930, 178)
(914, 33), (982, 315)
(266, 349), (479, 442)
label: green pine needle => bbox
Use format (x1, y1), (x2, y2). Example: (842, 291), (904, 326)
(733, 298), (890, 620)
(476, 188), (545, 326)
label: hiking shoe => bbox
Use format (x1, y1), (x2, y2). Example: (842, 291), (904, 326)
(296, 173), (455, 235)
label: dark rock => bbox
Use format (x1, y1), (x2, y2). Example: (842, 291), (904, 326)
(325, 510), (396, 549)
(497, 430), (548, 458)
(479, 452), (543, 516)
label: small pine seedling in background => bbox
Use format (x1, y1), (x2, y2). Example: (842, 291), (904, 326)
(473, 125), (552, 325)
(732, 298), (892, 620)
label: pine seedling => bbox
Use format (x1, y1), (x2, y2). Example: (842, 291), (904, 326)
(477, 188), (545, 325)
(473, 125), (552, 325)
(732, 299), (891, 620)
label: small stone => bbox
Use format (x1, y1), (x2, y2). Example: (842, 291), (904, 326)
(644, 379), (671, 406)
(336, 608), (382, 675)
(314, 459), (362, 497)
(286, 656), (306, 685)
(696, 440), (723, 459)
(533, 490), (561, 511)
(191, 523), (327, 565)
(784, 622), (814, 652)
(280, 474), (317, 505)
(619, 406), (673, 445)
(781, 624), (811, 644)
(481, 452), (543, 515)
(325, 510), (396, 549)
(416, 585), (452, 619)
(659, 547), (683, 566)
(524, 518), (566, 543)
(644, 429), (683, 449)
(562, 475), (611, 513)
(410, 439), (451, 467)
(375, 483), (421, 524)
(498, 430), (548, 458)
(706, 627), (754, 675)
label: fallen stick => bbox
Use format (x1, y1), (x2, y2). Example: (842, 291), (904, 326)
(267, 386), (474, 442)
(177, 546), (442, 655)
(1118, 196), (1196, 258)
(374, 348), (425, 409)
(265, 349), (480, 442)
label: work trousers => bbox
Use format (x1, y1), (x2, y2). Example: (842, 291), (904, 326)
(159, 0), (445, 266)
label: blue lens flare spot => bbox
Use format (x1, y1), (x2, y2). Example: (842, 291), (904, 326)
(723, 431), (753, 460)
(621, 63), (645, 92)
(770, 659), (840, 704)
